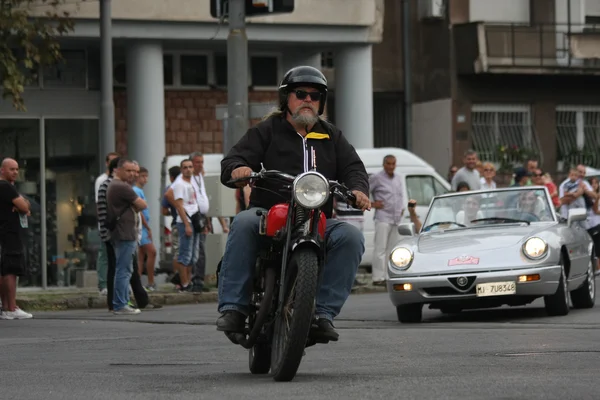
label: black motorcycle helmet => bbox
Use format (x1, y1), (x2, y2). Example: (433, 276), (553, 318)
(278, 66), (328, 115)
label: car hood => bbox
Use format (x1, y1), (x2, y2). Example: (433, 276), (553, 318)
(416, 224), (555, 254)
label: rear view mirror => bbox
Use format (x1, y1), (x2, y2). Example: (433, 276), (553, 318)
(398, 223), (416, 236)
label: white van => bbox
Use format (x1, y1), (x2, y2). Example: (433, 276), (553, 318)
(158, 148), (450, 271)
(355, 148), (451, 266)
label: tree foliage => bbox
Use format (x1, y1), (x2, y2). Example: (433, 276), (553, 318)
(0, 0), (76, 111)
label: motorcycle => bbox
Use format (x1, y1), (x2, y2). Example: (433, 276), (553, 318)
(223, 167), (357, 382)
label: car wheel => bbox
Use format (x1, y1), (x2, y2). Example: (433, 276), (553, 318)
(544, 259), (570, 316)
(571, 257), (596, 309)
(396, 304), (423, 323)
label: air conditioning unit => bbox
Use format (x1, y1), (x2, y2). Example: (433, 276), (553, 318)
(419, 0), (445, 20)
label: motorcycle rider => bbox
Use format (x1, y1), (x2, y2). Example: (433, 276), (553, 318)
(217, 65), (371, 342)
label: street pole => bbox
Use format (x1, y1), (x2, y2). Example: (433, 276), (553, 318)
(100, 0), (115, 169)
(403, 0), (412, 151)
(224, 0), (248, 155)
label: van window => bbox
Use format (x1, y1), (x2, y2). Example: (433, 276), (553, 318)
(406, 175), (449, 206)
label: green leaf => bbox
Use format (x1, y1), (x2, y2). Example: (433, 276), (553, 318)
(0, 0), (76, 110)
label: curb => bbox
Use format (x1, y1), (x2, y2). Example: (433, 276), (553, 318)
(16, 286), (387, 312)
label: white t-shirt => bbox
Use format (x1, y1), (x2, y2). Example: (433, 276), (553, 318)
(173, 173), (209, 215)
(172, 179), (199, 224)
(95, 173), (108, 202)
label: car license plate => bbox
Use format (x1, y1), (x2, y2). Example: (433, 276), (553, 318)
(476, 281), (516, 297)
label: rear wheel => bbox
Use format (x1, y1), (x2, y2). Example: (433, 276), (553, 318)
(571, 258), (596, 309)
(544, 259), (570, 316)
(396, 304), (423, 323)
(270, 248), (319, 382)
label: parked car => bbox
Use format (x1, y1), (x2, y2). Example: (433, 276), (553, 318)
(387, 186), (596, 323)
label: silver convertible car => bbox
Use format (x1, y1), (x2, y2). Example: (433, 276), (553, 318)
(387, 186), (596, 323)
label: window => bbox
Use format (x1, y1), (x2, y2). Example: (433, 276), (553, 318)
(180, 55), (208, 86)
(556, 106), (600, 166)
(406, 175), (448, 206)
(250, 55), (278, 87)
(43, 50), (87, 88)
(470, 104), (539, 164)
(163, 54), (173, 86)
(215, 53), (227, 86)
(321, 51), (334, 68)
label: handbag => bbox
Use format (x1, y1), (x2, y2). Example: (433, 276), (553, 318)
(187, 174), (208, 233)
(186, 211), (207, 232)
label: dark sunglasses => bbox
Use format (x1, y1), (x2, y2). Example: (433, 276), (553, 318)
(533, 173), (543, 177)
(483, 168), (494, 172)
(294, 89), (322, 102)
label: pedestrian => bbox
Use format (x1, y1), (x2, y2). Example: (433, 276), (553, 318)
(94, 152), (119, 296)
(171, 159), (201, 292)
(176, 152), (210, 292)
(369, 154), (404, 286)
(133, 166), (157, 291)
(162, 166), (182, 288)
(98, 158), (154, 311)
(0, 158), (33, 319)
(451, 149), (481, 191)
(106, 158), (148, 315)
(480, 162), (497, 190)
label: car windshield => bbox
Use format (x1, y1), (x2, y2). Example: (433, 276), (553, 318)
(421, 187), (554, 232)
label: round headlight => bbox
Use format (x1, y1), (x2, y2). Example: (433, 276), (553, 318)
(523, 237), (548, 259)
(293, 172), (329, 209)
(390, 247), (413, 270)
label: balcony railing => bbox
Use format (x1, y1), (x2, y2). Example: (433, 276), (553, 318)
(454, 22), (600, 74)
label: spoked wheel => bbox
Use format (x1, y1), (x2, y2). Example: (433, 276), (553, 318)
(270, 248), (319, 382)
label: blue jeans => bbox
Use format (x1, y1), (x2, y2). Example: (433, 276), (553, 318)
(218, 208), (365, 321)
(113, 240), (137, 311)
(176, 222), (200, 266)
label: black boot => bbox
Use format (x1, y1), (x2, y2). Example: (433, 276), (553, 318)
(216, 310), (246, 333)
(309, 317), (339, 342)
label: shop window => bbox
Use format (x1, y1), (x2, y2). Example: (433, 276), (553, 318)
(43, 50), (87, 88)
(215, 53), (227, 86)
(250, 55), (279, 87)
(180, 54), (208, 86)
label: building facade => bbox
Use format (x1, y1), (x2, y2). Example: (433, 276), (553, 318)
(408, 0), (600, 178)
(0, 0), (384, 287)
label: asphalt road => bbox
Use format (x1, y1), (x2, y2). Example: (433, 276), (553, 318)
(3, 287), (600, 400)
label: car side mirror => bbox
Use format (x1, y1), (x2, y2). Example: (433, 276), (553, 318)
(567, 208), (587, 226)
(397, 222), (416, 236)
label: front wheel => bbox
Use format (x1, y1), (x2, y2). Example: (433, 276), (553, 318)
(396, 304), (423, 323)
(544, 260), (570, 316)
(270, 248), (319, 382)
(571, 258), (596, 309)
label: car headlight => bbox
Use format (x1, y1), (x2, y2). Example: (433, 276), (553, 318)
(523, 237), (548, 260)
(293, 172), (329, 209)
(390, 247), (413, 270)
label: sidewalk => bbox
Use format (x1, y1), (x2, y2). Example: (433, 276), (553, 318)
(15, 271), (386, 311)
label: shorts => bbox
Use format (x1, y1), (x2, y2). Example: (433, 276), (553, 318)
(177, 222), (200, 266)
(0, 237), (26, 277)
(140, 227), (152, 246)
(171, 225), (179, 258)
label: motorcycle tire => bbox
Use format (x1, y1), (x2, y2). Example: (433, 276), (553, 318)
(270, 247), (319, 382)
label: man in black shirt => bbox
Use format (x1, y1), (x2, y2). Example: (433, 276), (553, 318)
(0, 158), (33, 319)
(216, 66), (371, 341)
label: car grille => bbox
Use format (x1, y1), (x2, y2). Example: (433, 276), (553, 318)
(422, 286), (476, 296)
(421, 276), (477, 296)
